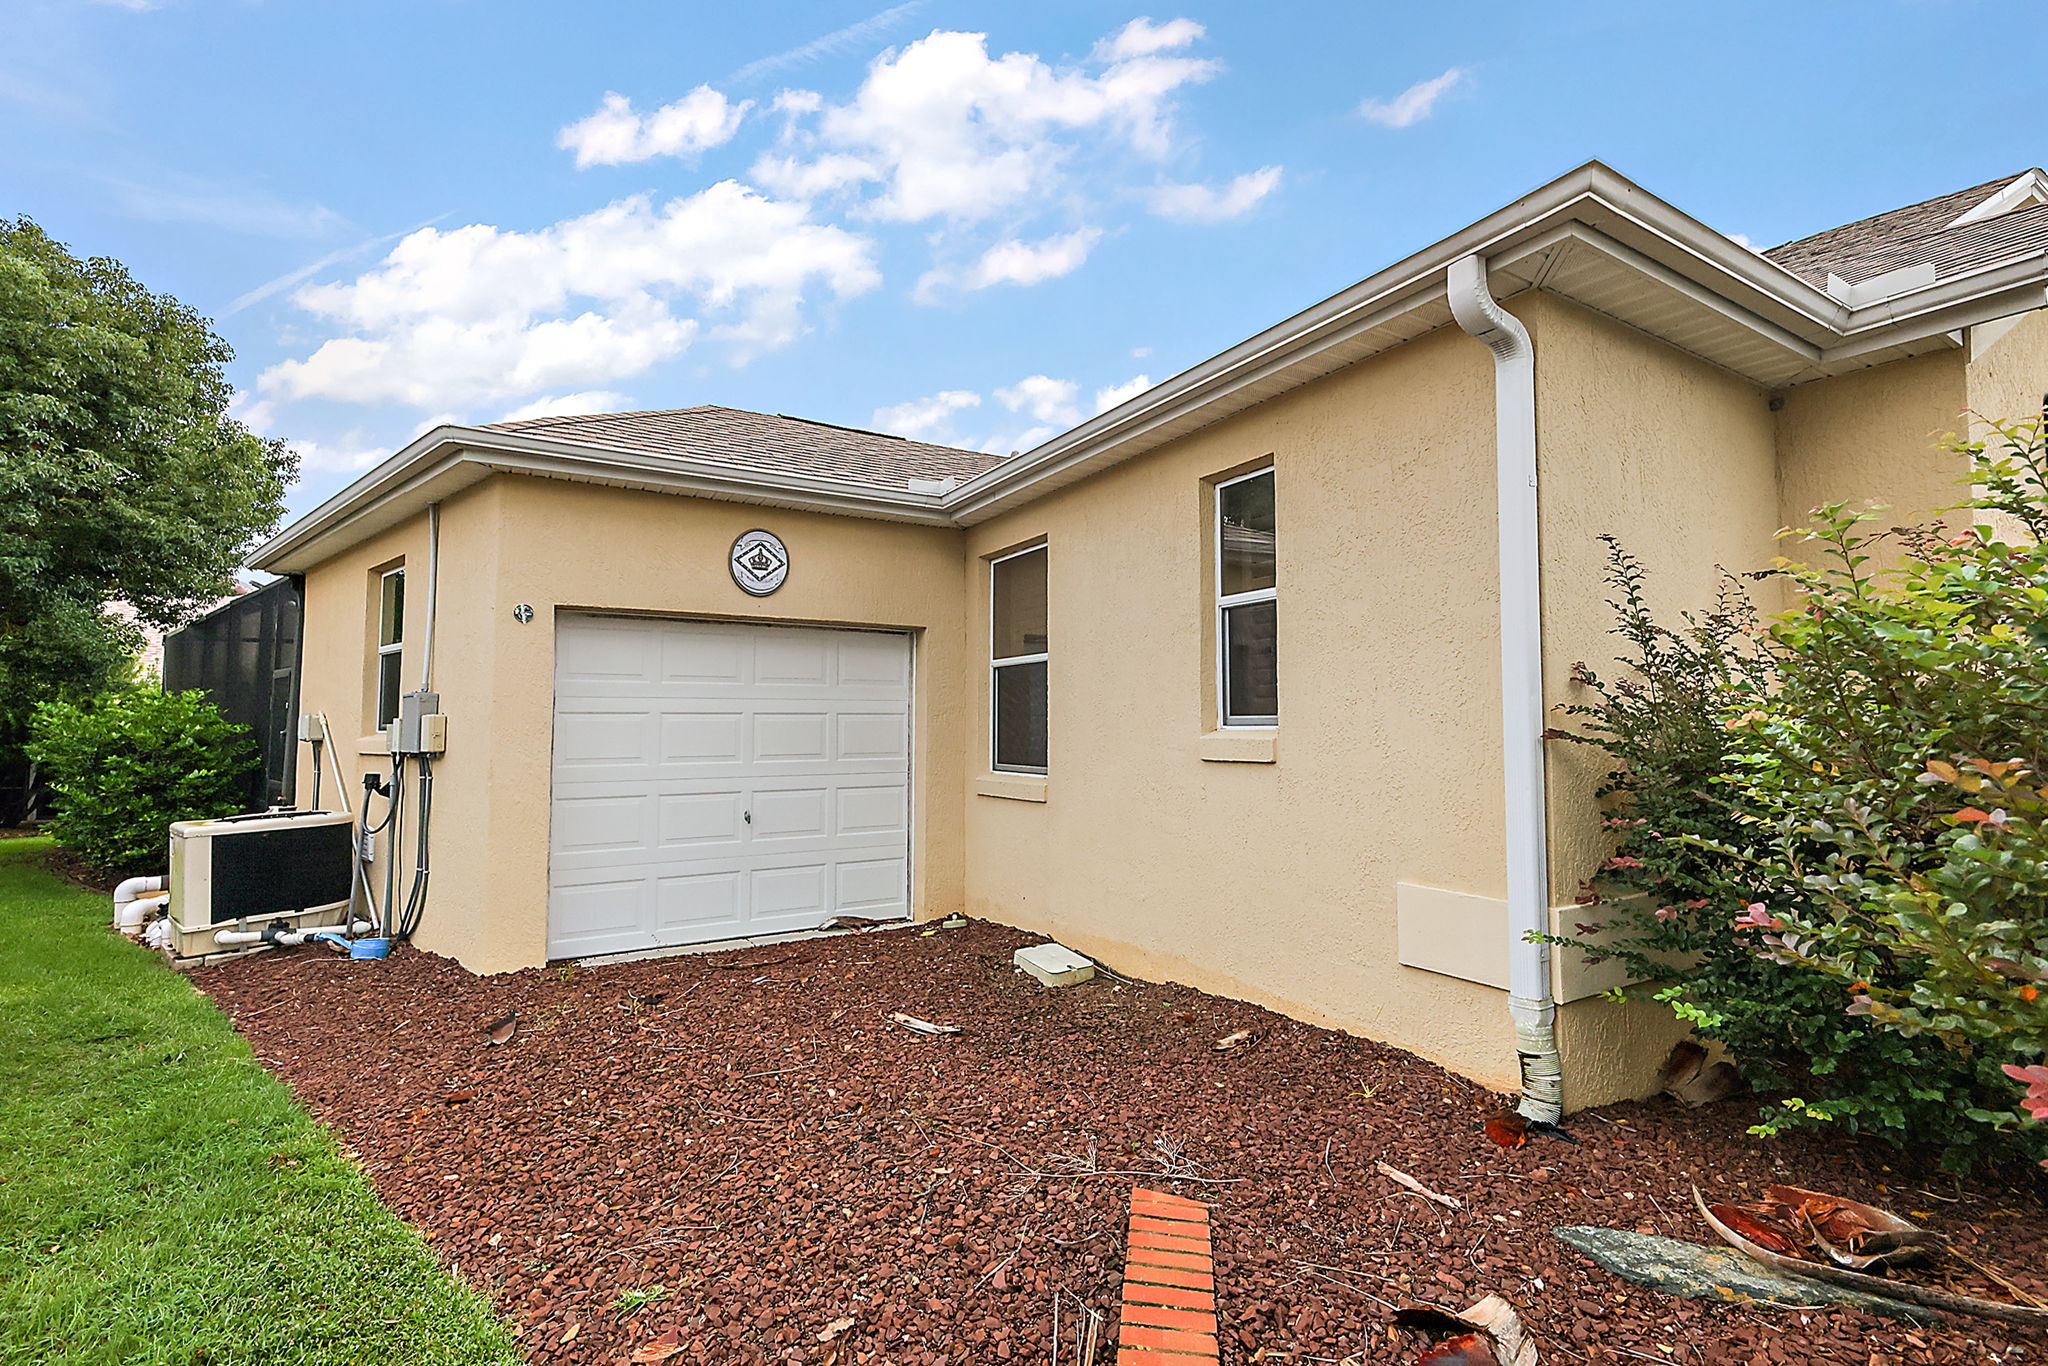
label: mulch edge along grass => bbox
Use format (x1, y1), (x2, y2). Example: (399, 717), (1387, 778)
(0, 836), (519, 1366)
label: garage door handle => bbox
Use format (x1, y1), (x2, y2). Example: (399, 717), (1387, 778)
(743, 809), (751, 824)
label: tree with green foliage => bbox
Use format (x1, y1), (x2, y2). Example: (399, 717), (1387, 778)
(1557, 420), (2048, 1173)
(0, 216), (295, 811)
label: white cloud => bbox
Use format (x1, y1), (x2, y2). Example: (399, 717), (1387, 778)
(770, 24), (1219, 223)
(1131, 345), (1152, 358)
(1094, 373), (1151, 412)
(1147, 165), (1282, 223)
(1357, 67), (1466, 129)
(872, 389), (980, 442)
(557, 87), (750, 168)
(260, 181), (879, 409)
(1093, 16), (1206, 62)
(496, 390), (632, 423)
(915, 227), (1102, 302)
(995, 374), (1080, 425)
(289, 438), (389, 474)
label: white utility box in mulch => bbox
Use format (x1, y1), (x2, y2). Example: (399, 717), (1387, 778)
(1014, 942), (1097, 987)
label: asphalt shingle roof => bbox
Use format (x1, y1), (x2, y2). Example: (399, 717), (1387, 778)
(479, 405), (1010, 493)
(1763, 171), (2048, 287)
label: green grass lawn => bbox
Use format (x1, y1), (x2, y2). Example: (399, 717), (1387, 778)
(0, 836), (520, 1366)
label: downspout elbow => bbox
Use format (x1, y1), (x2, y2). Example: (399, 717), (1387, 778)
(1448, 253), (1562, 1125)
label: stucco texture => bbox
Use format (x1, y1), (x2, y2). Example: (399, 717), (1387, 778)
(293, 478), (972, 975)
(1521, 293), (1781, 1108)
(286, 291), (2048, 1112)
(961, 325), (1524, 1091)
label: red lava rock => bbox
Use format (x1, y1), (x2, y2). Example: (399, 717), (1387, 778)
(191, 924), (2048, 1366)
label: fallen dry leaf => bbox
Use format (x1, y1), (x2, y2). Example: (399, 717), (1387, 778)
(816, 1316), (856, 1342)
(629, 1342), (683, 1363)
(1213, 1029), (1256, 1051)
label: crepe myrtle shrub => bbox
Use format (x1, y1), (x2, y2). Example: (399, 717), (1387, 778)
(1540, 541), (2023, 1170)
(27, 686), (252, 877)
(1551, 415), (2048, 1173)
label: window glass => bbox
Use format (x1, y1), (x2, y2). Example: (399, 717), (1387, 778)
(993, 659), (1049, 772)
(1223, 599), (1278, 725)
(992, 550), (1047, 660)
(378, 570), (405, 648)
(991, 547), (1048, 774)
(377, 650), (404, 730)
(376, 568), (405, 729)
(1219, 472), (1276, 597)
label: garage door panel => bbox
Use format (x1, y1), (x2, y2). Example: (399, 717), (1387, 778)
(750, 863), (828, 917)
(752, 712), (831, 764)
(749, 786), (829, 840)
(836, 784), (908, 836)
(551, 878), (652, 952)
(555, 710), (658, 769)
(838, 711), (910, 761)
(553, 794), (651, 854)
(657, 792), (744, 848)
(549, 616), (912, 959)
(558, 620), (661, 682)
(661, 711), (746, 764)
(753, 634), (831, 687)
(661, 629), (747, 687)
(836, 857), (909, 914)
(656, 871), (743, 928)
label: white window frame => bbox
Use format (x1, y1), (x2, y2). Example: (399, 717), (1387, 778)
(1215, 466), (1277, 730)
(375, 566), (405, 731)
(989, 543), (1049, 775)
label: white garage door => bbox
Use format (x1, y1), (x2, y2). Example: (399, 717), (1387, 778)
(548, 614), (912, 960)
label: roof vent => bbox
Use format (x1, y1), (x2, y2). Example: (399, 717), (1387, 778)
(1825, 261), (1936, 308)
(1946, 170), (2048, 229)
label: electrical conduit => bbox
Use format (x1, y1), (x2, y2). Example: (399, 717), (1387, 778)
(1447, 253), (1564, 1124)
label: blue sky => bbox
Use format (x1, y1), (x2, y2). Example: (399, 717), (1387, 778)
(6, 0), (2046, 521)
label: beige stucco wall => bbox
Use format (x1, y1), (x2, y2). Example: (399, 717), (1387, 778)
(1775, 349), (1969, 535)
(1522, 293), (1781, 1107)
(959, 323), (1525, 1092)
(286, 289), (2048, 1110)
(294, 475), (972, 975)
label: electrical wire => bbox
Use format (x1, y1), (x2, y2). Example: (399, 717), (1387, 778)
(394, 755), (433, 941)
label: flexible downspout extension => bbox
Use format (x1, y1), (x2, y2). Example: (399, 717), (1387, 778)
(1447, 254), (1564, 1125)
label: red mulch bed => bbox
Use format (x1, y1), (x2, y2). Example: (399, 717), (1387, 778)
(192, 923), (2046, 1366)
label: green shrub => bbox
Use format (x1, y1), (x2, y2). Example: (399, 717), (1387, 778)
(1556, 419), (2048, 1173)
(27, 687), (253, 876)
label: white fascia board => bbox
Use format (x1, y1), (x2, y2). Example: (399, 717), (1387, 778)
(250, 426), (952, 573)
(947, 163), (1854, 524)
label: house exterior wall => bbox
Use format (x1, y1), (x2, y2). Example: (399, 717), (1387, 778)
(294, 476), (973, 975)
(1520, 293), (1782, 1107)
(286, 290), (2048, 1107)
(1775, 350), (1970, 534)
(958, 324), (1526, 1092)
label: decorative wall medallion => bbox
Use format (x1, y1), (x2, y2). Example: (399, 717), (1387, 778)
(512, 603), (534, 624)
(729, 529), (790, 596)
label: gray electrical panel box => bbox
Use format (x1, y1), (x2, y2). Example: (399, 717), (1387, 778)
(391, 690), (446, 755)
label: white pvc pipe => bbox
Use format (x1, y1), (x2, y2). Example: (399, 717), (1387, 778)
(1447, 253), (1564, 1125)
(114, 875), (167, 928)
(213, 920), (374, 946)
(420, 501), (440, 691)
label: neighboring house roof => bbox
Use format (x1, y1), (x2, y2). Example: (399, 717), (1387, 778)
(477, 405), (1006, 493)
(1765, 170), (2048, 287)
(253, 160), (2048, 574)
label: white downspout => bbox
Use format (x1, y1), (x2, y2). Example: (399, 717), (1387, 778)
(1447, 254), (1563, 1124)
(420, 501), (441, 691)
